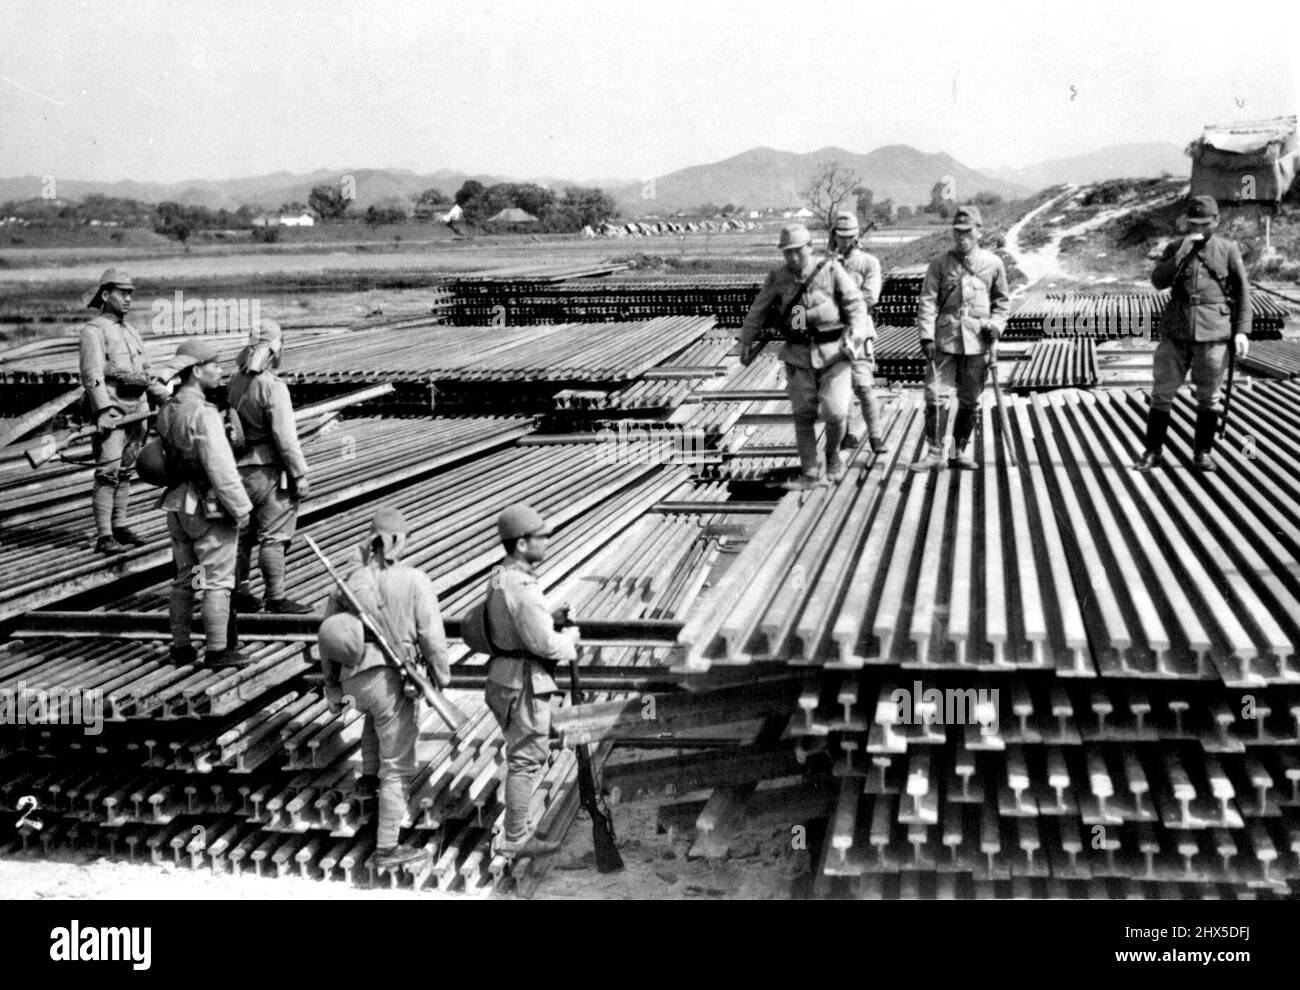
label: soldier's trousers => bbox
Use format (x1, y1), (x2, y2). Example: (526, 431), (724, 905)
(923, 351), (987, 412)
(91, 419), (146, 537)
(485, 674), (556, 843)
(345, 667), (416, 850)
(235, 465), (299, 600)
(1150, 338), (1229, 413)
(167, 510), (238, 654)
(848, 357), (883, 440)
(784, 360), (851, 476)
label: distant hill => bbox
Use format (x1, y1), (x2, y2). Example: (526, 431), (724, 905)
(609, 144), (1032, 216)
(0, 167), (629, 211)
(980, 143), (1189, 190)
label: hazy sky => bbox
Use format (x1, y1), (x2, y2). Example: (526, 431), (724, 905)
(2, 0), (1297, 184)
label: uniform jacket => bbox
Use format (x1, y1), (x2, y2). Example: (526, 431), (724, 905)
(839, 247), (883, 310)
(1151, 234), (1252, 343)
(916, 248), (1011, 355)
(738, 258), (870, 370)
(227, 367), (310, 479)
(483, 557), (576, 695)
(322, 555), (450, 687)
(155, 383), (253, 519)
(79, 314), (152, 416)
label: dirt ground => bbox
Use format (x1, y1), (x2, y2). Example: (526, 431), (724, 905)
(0, 798), (816, 900)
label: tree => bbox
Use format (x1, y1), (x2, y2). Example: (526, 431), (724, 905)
(896, 205), (914, 221)
(801, 160), (863, 231)
(870, 198), (894, 225)
(417, 187), (448, 206)
(972, 191), (1003, 207)
(455, 180), (485, 207)
(852, 185), (874, 227)
(307, 185), (350, 221)
(154, 201), (196, 243)
(364, 198), (410, 225)
(558, 186), (617, 228)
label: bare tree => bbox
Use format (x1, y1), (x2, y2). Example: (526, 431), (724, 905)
(800, 161), (863, 231)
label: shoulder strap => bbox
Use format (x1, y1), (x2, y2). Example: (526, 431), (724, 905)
(779, 255), (835, 326)
(350, 565), (411, 658)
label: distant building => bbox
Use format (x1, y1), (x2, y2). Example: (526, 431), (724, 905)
(280, 212), (315, 227)
(1188, 116), (1298, 204)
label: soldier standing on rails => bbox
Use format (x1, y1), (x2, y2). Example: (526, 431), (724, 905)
(155, 341), (253, 668)
(78, 269), (170, 553)
(482, 504), (579, 859)
(829, 211), (887, 454)
(1135, 195), (1251, 473)
(227, 318), (314, 614)
(317, 505), (451, 873)
(911, 205), (1011, 471)
(738, 222), (870, 489)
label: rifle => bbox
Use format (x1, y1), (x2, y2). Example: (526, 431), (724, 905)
(987, 342), (1017, 467)
(25, 408), (154, 469)
(558, 607), (624, 873)
(1219, 335), (1237, 439)
(303, 534), (470, 731)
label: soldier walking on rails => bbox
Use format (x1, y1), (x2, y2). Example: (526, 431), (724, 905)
(829, 211), (887, 454)
(1134, 195), (1251, 473)
(910, 205), (1010, 471)
(737, 222), (870, 488)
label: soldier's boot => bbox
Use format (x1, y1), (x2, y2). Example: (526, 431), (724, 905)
(823, 416), (847, 481)
(1193, 408), (1219, 472)
(169, 643), (198, 667)
(233, 531), (259, 610)
(92, 479), (126, 553)
(110, 473), (147, 546)
(860, 385), (888, 453)
(909, 405), (945, 472)
(374, 845), (428, 872)
(784, 416), (821, 489)
(948, 408), (978, 470)
(840, 431), (860, 451)
(260, 540), (313, 613)
(1134, 409), (1170, 472)
(497, 834), (563, 859)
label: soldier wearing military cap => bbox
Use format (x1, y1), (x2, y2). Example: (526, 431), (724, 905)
(319, 505), (450, 873)
(155, 340), (253, 667)
(1136, 195), (1251, 473)
(829, 211), (887, 454)
(228, 318), (314, 614)
(737, 222), (870, 488)
(79, 268), (170, 553)
(911, 204), (1010, 471)
(482, 503), (580, 858)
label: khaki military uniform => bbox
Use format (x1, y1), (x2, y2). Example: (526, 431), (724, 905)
(321, 558), (449, 849)
(916, 248), (1010, 411)
(79, 314), (153, 536)
(228, 363), (310, 601)
(839, 246), (884, 441)
(156, 384), (253, 655)
(1149, 234), (1251, 413)
(482, 557), (576, 843)
(738, 260), (870, 476)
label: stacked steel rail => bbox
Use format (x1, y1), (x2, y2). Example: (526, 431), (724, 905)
(1239, 339), (1300, 380)
(1005, 337), (1100, 391)
(668, 381), (1300, 897)
(1008, 290), (1291, 341)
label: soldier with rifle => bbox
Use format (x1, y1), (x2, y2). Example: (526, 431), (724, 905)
(911, 205), (1010, 471)
(78, 269), (170, 553)
(1135, 195), (1251, 473)
(315, 506), (453, 873)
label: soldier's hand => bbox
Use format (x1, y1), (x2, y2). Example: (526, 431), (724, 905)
(1234, 333), (1250, 359)
(234, 513), (251, 531)
(864, 343), (875, 366)
(986, 340), (999, 368)
(739, 342), (758, 367)
(96, 407), (124, 431)
(920, 341), (935, 363)
(147, 380), (172, 403)
(293, 475), (312, 500)
(325, 684), (345, 712)
(560, 625), (581, 647)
